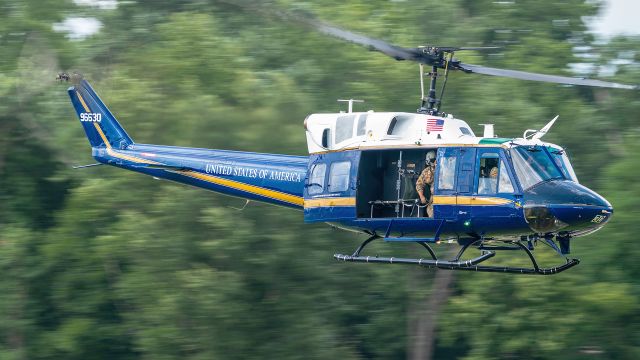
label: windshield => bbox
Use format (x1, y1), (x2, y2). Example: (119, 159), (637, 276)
(510, 146), (564, 190)
(547, 146), (579, 183)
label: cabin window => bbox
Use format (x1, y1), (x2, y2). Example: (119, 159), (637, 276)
(459, 127), (473, 136)
(387, 115), (413, 136)
(335, 115), (355, 144)
(308, 163), (326, 195)
(356, 114), (367, 136)
(437, 154), (456, 191)
(328, 161), (351, 192)
(387, 118), (397, 135)
(321, 128), (330, 148)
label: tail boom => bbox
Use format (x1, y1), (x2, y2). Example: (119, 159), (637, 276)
(95, 145), (307, 209)
(67, 77), (307, 209)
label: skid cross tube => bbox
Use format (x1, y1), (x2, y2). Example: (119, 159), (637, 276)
(417, 242), (438, 260)
(351, 235), (378, 257)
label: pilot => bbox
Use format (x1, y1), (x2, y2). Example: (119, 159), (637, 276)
(488, 166), (499, 193)
(489, 166), (498, 178)
(416, 150), (436, 217)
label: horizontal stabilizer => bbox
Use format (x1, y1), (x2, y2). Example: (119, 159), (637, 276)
(131, 163), (188, 171)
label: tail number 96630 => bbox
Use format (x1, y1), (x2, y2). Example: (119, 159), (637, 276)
(80, 113), (102, 122)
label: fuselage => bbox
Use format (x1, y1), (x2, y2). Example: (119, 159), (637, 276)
(92, 142), (613, 244)
(68, 78), (612, 247)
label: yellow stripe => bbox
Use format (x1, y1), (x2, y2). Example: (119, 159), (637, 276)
(93, 122), (112, 149)
(432, 195), (457, 205)
(457, 196), (513, 205)
(107, 148), (162, 165)
(78, 88), (109, 150)
(77, 91), (90, 112)
(81, 90), (112, 152)
(78, 89), (164, 167)
(79, 91), (110, 151)
(180, 170), (304, 206)
(432, 195), (513, 206)
(304, 197), (356, 208)
(93, 121), (162, 165)
(83, 97), (159, 165)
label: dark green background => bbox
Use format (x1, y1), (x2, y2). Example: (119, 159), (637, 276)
(1, 1), (638, 358)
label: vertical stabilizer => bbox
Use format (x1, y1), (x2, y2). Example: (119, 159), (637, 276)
(67, 78), (133, 149)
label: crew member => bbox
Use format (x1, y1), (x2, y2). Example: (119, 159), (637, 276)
(489, 166), (498, 178)
(416, 150), (436, 217)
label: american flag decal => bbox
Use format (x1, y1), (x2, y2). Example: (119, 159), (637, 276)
(427, 118), (444, 132)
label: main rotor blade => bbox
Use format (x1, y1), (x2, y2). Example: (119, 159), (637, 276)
(217, 0), (423, 62)
(436, 46), (500, 52)
(309, 19), (420, 61)
(459, 63), (638, 90)
(219, 1), (638, 90)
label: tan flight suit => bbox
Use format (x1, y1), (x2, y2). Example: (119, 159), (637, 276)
(416, 164), (435, 217)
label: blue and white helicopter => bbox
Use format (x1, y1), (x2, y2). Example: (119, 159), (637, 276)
(58, 16), (637, 275)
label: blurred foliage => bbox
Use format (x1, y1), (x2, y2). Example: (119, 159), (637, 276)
(1, 0), (639, 359)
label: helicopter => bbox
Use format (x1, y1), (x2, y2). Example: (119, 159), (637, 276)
(57, 7), (637, 275)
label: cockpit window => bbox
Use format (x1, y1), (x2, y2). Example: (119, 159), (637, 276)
(476, 152), (514, 194)
(510, 146), (564, 190)
(498, 161), (515, 193)
(459, 127), (473, 136)
(547, 147), (579, 183)
(478, 153), (499, 194)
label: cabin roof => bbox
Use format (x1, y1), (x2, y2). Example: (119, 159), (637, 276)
(303, 110), (571, 155)
(304, 111), (487, 154)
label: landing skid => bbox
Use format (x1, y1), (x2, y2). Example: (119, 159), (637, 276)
(334, 235), (580, 275)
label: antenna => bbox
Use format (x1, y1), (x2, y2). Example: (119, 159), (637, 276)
(523, 115), (559, 139)
(532, 115), (558, 140)
(337, 99), (364, 113)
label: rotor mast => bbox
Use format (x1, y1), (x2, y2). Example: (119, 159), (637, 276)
(417, 48), (453, 116)
(419, 63), (440, 115)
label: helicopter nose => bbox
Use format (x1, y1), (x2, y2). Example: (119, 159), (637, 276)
(522, 180), (613, 235)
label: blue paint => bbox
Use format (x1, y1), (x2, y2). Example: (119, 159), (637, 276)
(67, 79), (614, 243)
(303, 151), (360, 222)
